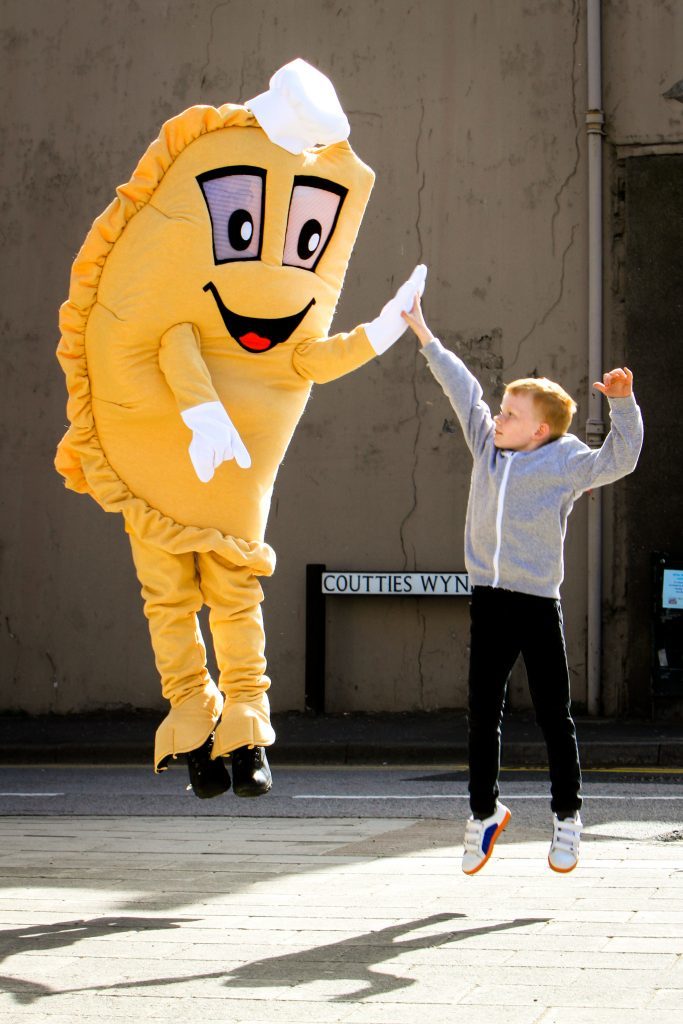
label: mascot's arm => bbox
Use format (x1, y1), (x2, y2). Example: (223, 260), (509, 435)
(159, 322), (251, 482)
(293, 323), (376, 385)
(293, 264), (427, 385)
(158, 322), (221, 409)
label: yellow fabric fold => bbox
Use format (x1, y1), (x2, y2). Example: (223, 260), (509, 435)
(154, 680), (224, 771)
(212, 694), (276, 757)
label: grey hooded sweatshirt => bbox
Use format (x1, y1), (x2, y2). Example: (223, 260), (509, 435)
(422, 339), (644, 599)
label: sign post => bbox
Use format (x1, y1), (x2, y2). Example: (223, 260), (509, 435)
(304, 564), (472, 713)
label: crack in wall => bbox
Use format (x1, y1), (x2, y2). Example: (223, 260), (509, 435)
(507, 222), (578, 372)
(508, 0), (582, 375)
(550, 0), (582, 257)
(2, 615), (21, 696)
(414, 98), (426, 260)
(199, 2), (231, 89)
(238, 56), (248, 102)
(415, 604), (427, 706)
(2, 616), (61, 709)
(398, 96), (426, 573)
(347, 111), (383, 122)
(397, 98), (427, 703)
(46, 650), (60, 712)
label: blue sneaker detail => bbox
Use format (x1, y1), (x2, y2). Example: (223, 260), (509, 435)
(482, 822), (498, 855)
(462, 802), (511, 875)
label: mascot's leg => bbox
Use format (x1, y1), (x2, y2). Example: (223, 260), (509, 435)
(197, 551), (275, 797)
(127, 531), (229, 796)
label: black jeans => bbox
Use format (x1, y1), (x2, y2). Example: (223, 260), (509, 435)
(467, 586), (582, 820)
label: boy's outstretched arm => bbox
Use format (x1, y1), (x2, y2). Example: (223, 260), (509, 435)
(566, 367), (643, 491)
(402, 295), (435, 347)
(402, 295), (494, 457)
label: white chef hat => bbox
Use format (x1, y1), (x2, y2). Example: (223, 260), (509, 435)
(245, 58), (350, 155)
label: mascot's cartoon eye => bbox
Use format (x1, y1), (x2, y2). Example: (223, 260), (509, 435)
(197, 166), (266, 264)
(298, 219), (322, 259)
(283, 176), (348, 272)
(229, 210), (254, 250)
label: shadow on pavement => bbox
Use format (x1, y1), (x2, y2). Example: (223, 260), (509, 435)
(6, 911), (547, 1004)
(0, 914), (193, 1005)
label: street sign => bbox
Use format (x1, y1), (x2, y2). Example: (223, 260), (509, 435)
(321, 572), (471, 596)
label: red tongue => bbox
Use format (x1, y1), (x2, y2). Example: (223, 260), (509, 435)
(240, 331), (271, 352)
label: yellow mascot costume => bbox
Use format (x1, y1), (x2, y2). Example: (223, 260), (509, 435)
(55, 59), (426, 798)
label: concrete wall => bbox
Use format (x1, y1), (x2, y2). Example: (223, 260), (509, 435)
(0, 0), (680, 716)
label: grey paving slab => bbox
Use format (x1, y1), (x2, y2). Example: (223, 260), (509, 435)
(0, 813), (681, 1023)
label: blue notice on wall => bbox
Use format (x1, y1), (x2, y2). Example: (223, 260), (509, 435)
(662, 569), (683, 608)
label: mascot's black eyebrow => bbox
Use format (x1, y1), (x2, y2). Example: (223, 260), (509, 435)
(196, 165), (267, 265)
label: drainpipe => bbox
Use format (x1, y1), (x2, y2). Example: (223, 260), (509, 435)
(585, 0), (606, 716)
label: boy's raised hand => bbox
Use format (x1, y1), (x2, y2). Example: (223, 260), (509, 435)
(593, 367), (634, 398)
(401, 294), (435, 348)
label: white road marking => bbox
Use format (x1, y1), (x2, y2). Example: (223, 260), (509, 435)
(0, 792), (63, 798)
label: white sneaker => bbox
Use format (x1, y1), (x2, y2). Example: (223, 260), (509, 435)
(462, 802), (511, 875)
(548, 812), (582, 873)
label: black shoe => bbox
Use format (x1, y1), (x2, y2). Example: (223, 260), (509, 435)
(186, 733), (231, 799)
(231, 745), (272, 798)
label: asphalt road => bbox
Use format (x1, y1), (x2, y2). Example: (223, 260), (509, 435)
(0, 765), (681, 842)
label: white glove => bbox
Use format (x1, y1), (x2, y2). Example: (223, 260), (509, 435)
(364, 264), (428, 355)
(180, 401), (251, 483)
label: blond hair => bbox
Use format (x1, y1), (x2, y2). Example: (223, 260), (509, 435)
(505, 377), (577, 439)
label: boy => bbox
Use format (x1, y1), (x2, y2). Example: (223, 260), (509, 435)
(402, 296), (643, 874)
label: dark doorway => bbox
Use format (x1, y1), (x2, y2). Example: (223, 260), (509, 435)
(619, 154), (683, 715)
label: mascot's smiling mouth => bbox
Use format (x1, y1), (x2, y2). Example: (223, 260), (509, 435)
(203, 282), (316, 354)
